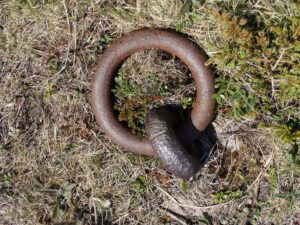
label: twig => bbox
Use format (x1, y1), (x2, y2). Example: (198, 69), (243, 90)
(49, 0), (71, 79)
(271, 77), (275, 99)
(271, 48), (285, 71)
(62, 0), (71, 34)
(246, 153), (273, 191)
(112, 213), (129, 224)
(92, 200), (97, 225)
(155, 185), (233, 210)
(162, 208), (187, 225)
(72, 0), (78, 65)
(26, 0), (39, 9)
(136, 0), (141, 14)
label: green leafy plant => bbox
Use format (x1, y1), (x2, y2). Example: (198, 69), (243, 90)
(3, 173), (12, 186)
(130, 175), (146, 194)
(212, 189), (243, 204)
(206, 3), (300, 158)
(43, 82), (55, 100)
(179, 179), (189, 192)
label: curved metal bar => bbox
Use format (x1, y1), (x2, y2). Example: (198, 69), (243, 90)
(91, 28), (215, 155)
(145, 107), (201, 179)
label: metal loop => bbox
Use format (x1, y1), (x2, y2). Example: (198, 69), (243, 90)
(145, 107), (201, 179)
(91, 28), (215, 156)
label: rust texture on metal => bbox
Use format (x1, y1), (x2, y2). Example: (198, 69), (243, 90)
(91, 28), (215, 156)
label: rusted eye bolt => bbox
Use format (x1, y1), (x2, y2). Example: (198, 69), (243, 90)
(91, 29), (216, 179)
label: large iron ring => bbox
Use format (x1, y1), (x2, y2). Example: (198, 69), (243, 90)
(91, 29), (215, 156)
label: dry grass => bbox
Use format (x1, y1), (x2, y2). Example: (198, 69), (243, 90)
(113, 49), (195, 136)
(0, 0), (299, 224)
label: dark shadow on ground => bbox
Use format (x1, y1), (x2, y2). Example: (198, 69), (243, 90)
(166, 105), (218, 174)
(187, 123), (217, 170)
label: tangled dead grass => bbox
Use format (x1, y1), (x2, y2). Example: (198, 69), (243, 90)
(113, 49), (195, 136)
(0, 0), (299, 224)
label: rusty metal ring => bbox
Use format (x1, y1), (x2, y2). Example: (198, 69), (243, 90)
(91, 29), (215, 155)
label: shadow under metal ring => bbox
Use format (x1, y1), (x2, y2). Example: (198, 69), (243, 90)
(91, 29), (215, 178)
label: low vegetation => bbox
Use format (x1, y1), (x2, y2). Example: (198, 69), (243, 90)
(0, 0), (299, 224)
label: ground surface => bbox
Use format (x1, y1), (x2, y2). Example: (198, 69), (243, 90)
(0, 1), (299, 225)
